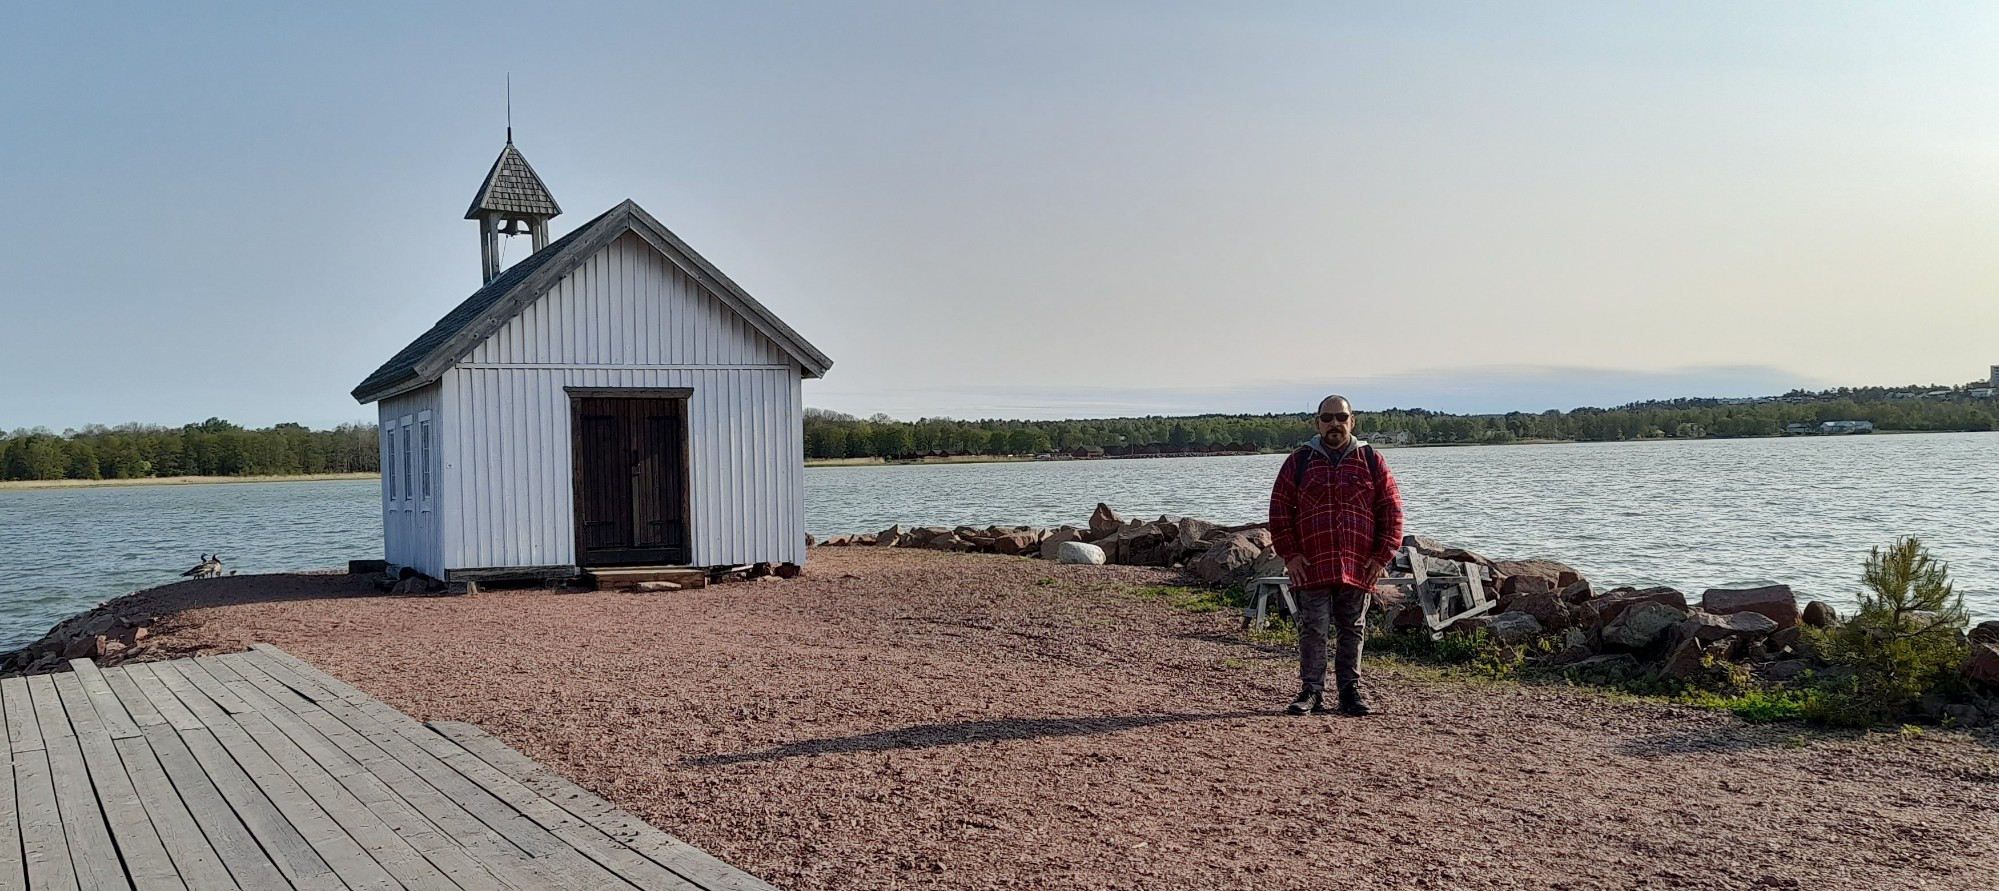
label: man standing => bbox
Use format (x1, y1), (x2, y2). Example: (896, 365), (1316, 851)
(1269, 395), (1403, 716)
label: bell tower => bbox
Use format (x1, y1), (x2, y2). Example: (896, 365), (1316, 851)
(466, 127), (561, 284)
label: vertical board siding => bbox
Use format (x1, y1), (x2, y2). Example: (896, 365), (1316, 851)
(466, 233), (787, 368)
(377, 384), (444, 577)
(439, 366), (802, 569)
(436, 230), (807, 572)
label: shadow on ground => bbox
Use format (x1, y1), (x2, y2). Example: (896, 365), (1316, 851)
(688, 711), (1266, 766)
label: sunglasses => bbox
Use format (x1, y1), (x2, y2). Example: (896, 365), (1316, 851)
(1317, 412), (1352, 423)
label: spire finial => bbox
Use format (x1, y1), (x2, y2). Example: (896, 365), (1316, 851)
(506, 73), (513, 143)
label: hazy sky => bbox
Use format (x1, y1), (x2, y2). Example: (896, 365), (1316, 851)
(5, 2), (1996, 430)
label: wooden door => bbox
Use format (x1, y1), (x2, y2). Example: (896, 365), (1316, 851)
(572, 396), (690, 566)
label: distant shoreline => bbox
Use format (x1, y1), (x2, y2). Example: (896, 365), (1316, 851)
(0, 472), (379, 491)
(801, 428), (1992, 468)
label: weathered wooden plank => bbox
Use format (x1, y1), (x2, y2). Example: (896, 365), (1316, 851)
(236, 649), (341, 705)
(123, 664), (204, 732)
(210, 654), (314, 715)
(97, 666), (165, 730)
(432, 721), (780, 891)
(23, 678), (70, 743)
(12, 746), (77, 891)
(176, 659), (255, 715)
(133, 724), (289, 891)
(311, 699), (636, 890)
(0, 680), (30, 891)
(172, 657), (457, 891)
(64, 660), (141, 741)
(2, 676), (42, 755)
(32, 676), (125, 891)
(214, 657), (608, 891)
(183, 706), (403, 891)
(234, 708), (462, 891)
(204, 659), (536, 891)
(248, 645), (372, 703)
(52, 671), (187, 891)
(112, 735), (243, 891)
(376, 713), (702, 891)
(140, 720), (335, 889)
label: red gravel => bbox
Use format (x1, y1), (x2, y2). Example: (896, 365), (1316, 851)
(126, 549), (1999, 890)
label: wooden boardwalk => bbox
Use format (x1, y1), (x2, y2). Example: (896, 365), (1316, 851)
(0, 645), (778, 891)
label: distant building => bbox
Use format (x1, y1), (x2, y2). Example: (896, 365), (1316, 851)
(1783, 423), (1815, 435)
(1991, 364), (1998, 387)
(1818, 420), (1874, 435)
(1972, 388), (1995, 399)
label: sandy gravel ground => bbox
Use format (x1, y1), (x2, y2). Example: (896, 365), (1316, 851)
(121, 549), (1999, 891)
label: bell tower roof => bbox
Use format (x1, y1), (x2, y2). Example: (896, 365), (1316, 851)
(465, 137), (561, 220)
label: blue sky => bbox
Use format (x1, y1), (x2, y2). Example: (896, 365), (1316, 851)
(4, 2), (1996, 429)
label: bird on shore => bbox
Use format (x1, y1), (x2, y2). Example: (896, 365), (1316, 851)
(180, 554), (224, 579)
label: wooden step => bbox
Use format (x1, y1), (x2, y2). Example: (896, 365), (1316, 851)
(585, 567), (709, 590)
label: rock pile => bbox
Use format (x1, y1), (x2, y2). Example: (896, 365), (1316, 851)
(813, 503), (1285, 585)
(1, 606), (160, 674)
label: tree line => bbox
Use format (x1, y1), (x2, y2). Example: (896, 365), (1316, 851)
(804, 386), (1999, 459)
(1, 419), (379, 481)
(7, 382), (1993, 478)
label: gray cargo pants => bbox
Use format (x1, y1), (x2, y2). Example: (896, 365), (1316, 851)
(1296, 584), (1369, 693)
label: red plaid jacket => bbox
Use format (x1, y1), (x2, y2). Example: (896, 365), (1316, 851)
(1269, 439), (1404, 591)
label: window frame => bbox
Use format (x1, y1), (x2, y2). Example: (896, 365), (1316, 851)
(400, 415), (414, 503)
(384, 425), (397, 501)
(418, 411), (433, 507)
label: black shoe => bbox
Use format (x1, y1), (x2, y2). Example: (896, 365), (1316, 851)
(1285, 689), (1322, 716)
(1336, 682), (1371, 717)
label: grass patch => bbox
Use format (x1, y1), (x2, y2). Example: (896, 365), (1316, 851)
(1128, 584), (1240, 615)
(1676, 688), (1807, 723)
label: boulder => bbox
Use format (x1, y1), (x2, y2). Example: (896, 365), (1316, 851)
(1174, 517), (1220, 551)
(1564, 654), (1641, 684)
(1759, 659), (1816, 684)
(1543, 630), (1596, 667)
(1560, 580), (1597, 604)
(1602, 601), (1687, 649)
(851, 534), (878, 546)
(1802, 600), (1840, 628)
(875, 525), (904, 547)
(1095, 523), (1167, 565)
(822, 535), (851, 547)
(774, 563), (803, 579)
(925, 533), (970, 552)
(1678, 610), (1778, 646)
(907, 526), (951, 546)
(1403, 534), (1446, 555)
(805, 533), (817, 548)
(1088, 503), (1125, 537)
(1500, 574), (1555, 600)
(1193, 531), (1271, 585)
(1040, 527), (1085, 560)
(1588, 586), (1688, 631)
(1966, 641), (1999, 689)
(1449, 611), (1544, 645)
(1969, 621), (1999, 647)
(1492, 559), (1579, 591)
(1056, 541), (1107, 566)
(1657, 636), (1711, 681)
(1505, 591), (1573, 631)
(1701, 585), (1799, 630)
(994, 531), (1040, 556)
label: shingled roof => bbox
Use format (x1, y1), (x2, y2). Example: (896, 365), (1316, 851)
(353, 200), (833, 404)
(464, 141), (561, 220)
